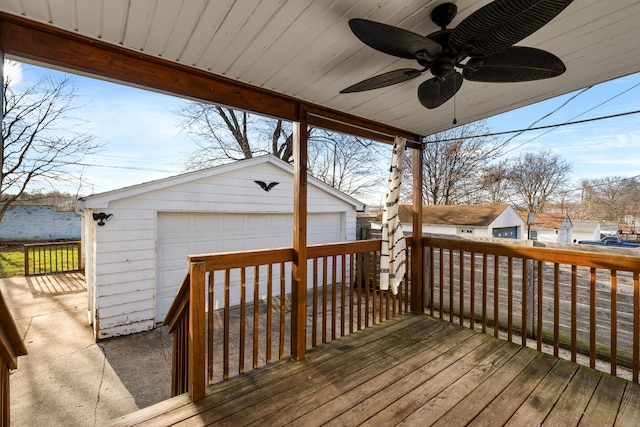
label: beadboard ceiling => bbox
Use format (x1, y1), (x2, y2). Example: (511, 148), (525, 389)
(0, 0), (639, 139)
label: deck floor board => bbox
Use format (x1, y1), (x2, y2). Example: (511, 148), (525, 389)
(109, 314), (640, 426)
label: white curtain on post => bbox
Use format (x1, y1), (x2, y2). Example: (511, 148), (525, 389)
(380, 136), (407, 295)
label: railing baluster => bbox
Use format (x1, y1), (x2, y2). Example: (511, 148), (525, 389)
(322, 256), (328, 343)
(312, 258), (318, 347)
(633, 271), (639, 383)
(439, 248), (444, 320)
(554, 263), (560, 357)
(253, 265), (259, 370)
(571, 265), (577, 362)
(521, 258), (527, 347)
(494, 255), (499, 338)
(279, 262), (285, 360)
(482, 253), (488, 334)
(537, 261), (543, 352)
(507, 256), (513, 341)
(611, 270), (617, 376)
(239, 268), (246, 374)
(266, 264), (272, 364)
(349, 253), (354, 334)
(429, 246), (434, 316)
(590, 267), (596, 368)
(470, 252), (475, 330)
(332, 255), (337, 340)
(372, 253), (377, 326)
(364, 252), (370, 328)
(459, 250), (464, 326)
(207, 271), (214, 384)
(357, 253), (362, 331)
(449, 250), (454, 323)
(224, 269), (230, 380)
(341, 254), (346, 337)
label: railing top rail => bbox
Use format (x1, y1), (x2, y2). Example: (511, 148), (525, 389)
(0, 291), (27, 369)
(164, 273), (191, 331)
(23, 240), (81, 248)
(187, 238), (413, 270)
(188, 247), (294, 270)
(425, 236), (640, 272)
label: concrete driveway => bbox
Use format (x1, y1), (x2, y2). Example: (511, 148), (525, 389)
(1, 273), (172, 426)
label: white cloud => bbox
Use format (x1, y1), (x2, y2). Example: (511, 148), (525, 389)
(3, 60), (22, 86)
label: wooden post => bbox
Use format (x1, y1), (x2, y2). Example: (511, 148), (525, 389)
(411, 144), (424, 313)
(188, 261), (206, 401)
(291, 105), (308, 360)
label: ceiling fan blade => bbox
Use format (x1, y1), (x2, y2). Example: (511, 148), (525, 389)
(417, 72), (463, 109)
(462, 47), (566, 82)
(450, 0), (574, 57)
(340, 68), (424, 93)
(349, 19), (442, 60)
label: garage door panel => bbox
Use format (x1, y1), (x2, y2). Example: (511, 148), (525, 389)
(246, 215), (269, 232)
(193, 214), (220, 231)
(158, 242), (190, 264)
(156, 211), (344, 322)
(192, 240), (220, 254)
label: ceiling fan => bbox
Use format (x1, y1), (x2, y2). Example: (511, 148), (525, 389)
(340, 0), (573, 109)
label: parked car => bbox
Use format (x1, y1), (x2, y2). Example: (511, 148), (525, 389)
(577, 236), (640, 248)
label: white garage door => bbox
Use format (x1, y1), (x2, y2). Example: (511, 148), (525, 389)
(156, 212), (344, 322)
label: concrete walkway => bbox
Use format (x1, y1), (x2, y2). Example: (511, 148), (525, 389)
(2, 273), (172, 426)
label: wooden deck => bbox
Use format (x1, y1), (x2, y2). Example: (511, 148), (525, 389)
(109, 314), (640, 426)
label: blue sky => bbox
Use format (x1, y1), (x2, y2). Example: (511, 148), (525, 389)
(5, 60), (640, 203)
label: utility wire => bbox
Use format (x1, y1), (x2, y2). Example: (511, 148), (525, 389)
(499, 81), (640, 155)
(423, 109), (640, 144)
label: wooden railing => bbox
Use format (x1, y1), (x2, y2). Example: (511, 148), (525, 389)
(23, 241), (82, 276)
(423, 236), (640, 383)
(1, 290), (28, 425)
(164, 239), (413, 400)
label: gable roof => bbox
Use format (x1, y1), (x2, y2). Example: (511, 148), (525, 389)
(517, 212), (572, 229)
(397, 204), (513, 227)
(77, 155), (364, 210)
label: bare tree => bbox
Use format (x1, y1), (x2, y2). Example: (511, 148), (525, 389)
(177, 101), (386, 200)
(577, 176), (639, 222)
(404, 120), (506, 205)
(506, 150), (571, 212)
(307, 130), (387, 198)
(480, 161), (511, 205)
(176, 103), (293, 169)
(1, 70), (99, 222)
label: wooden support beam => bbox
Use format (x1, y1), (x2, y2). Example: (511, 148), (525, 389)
(411, 146), (424, 313)
(188, 261), (206, 401)
(291, 106), (309, 360)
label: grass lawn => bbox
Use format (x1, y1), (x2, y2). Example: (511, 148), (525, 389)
(0, 243), (24, 278)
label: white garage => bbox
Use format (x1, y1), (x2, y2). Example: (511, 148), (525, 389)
(76, 155), (364, 340)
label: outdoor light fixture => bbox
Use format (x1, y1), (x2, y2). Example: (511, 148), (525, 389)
(92, 212), (113, 226)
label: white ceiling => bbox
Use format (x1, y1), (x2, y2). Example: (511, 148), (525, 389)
(1, 0), (639, 137)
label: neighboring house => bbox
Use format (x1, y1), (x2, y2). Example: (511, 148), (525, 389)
(0, 205), (80, 241)
(571, 220), (620, 242)
(374, 204), (525, 239)
(571, 220), (600, 242)
(75, 155), (365, 340)
(518, 212), (572, 243)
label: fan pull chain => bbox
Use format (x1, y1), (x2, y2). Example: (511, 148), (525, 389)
(452, 92), (457, 125)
